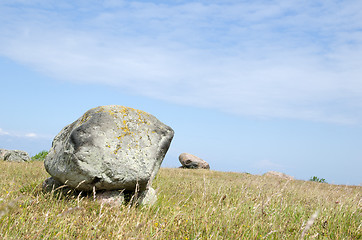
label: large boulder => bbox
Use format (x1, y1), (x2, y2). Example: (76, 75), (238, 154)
(0, 149), (31, 162)
(179, 153), (210, 169)
(44, 105), (174, 193)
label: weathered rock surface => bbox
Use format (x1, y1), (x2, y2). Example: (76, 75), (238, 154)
(264, 171), (294, 180)
(44, 105), (174, 195)
(0, 149), (31, 162)
(179, 153), (210, 169)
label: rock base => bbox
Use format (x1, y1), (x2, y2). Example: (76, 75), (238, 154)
(42, 177), (157, 206)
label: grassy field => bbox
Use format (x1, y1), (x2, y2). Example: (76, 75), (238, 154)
(0, 161), (361, 239)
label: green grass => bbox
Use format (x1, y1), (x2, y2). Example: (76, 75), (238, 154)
(0, 161), (361, 239)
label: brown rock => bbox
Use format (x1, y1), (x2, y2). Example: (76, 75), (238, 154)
(179, 153), (210, 169)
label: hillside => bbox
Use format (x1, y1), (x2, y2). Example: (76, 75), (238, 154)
(0, 161), (361, 239)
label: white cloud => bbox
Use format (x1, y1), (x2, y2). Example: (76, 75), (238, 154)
(25, 133), (38, 138)
(1, 1), (362, 124)
(0, 127), (51, 139)
(0, 128), (10, 136)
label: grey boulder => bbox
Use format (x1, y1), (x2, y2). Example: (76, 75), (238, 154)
(0, 149), (31, 162)
(44, 105), (174, 193)
(179, 153), (210, 169)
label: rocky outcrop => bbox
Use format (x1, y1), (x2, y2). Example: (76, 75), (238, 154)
(264, 171), (294, 180)
(0, 149), (30, 162)
(179, 153), (210, 169)
(44, 105), (174, 205)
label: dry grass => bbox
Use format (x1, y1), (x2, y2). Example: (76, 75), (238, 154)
(0, 161), (361, 239)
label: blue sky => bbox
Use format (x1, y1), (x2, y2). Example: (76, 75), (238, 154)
(0, 0), (361, 185)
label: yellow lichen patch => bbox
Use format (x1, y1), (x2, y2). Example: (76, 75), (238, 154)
(95, 106), (105, 113)
(79, 112), (91, 124)
(136, 109), (150, 117)
(103, 106), (152, 126)
(120, 125), (132, 136)
(119, 106), (130, 116)
(89, 106), (154, 154)
(116, 132), (129, 141)
(114, 145), (122, 154)
(108, 110), (117, 116)
(136, 112), (148, 125)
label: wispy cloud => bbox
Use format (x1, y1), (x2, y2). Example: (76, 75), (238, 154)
(0, 127), (50, 139)
(1, 0), (362, 124)
(0, 128), (10, 136)
(24, 133), (38, 138)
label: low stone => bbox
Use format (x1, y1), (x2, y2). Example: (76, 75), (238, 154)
(0, 149), (31, 162)
(44, 105), (174, 194)
(96, 187), (157, 206)
(137, 187), (157, 206)
(179, 153), (210, 169)
(96, 190), (125, 206)
(264, 171), (294, 180)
